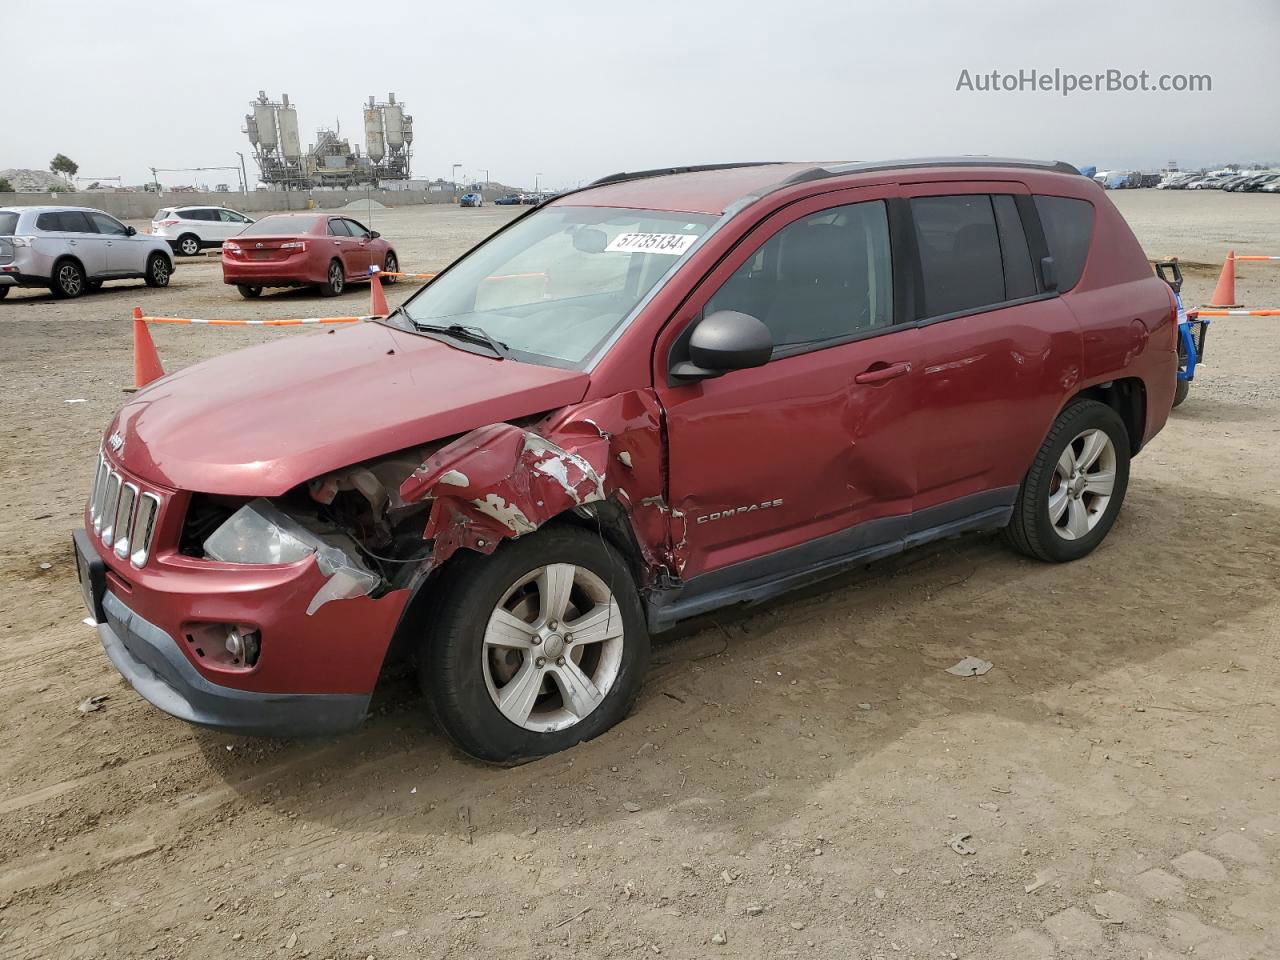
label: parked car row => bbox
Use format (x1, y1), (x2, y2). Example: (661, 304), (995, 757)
(0, 205), (175, 299)
(1156, 172), (1280, 192)
(494, 193), (550, 206)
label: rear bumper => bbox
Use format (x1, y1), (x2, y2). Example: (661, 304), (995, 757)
(97, 588), (370, 737)
(222, 257), (321, 286)
(0, 267), (49, 287)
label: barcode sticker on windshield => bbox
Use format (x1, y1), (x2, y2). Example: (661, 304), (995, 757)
(605, 232), (698, 255)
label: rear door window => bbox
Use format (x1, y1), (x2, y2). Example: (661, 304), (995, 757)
(55, 211), (95, 233)
(910, 195), (1004, 317)
(1034, 195), (1094, 291)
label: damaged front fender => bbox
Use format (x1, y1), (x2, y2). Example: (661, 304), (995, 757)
(398, 391), (680, 578)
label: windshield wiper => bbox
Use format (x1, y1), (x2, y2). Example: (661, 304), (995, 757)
(411, 321), (510, 358)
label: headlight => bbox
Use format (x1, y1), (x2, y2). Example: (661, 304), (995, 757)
(203, 499), (316, 564)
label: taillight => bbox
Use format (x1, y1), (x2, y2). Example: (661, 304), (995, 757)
(10, 236), (35, 247)
(158, 219), (180, 227)
(281, 240), (306, 251)
(223, 241), (242, 256)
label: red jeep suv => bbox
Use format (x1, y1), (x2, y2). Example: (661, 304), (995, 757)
(75, 159), (1177, 762)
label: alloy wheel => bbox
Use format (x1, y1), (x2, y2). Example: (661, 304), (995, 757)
(330, 262), (344, 294)
(58, 264), (83, 296)
(180, 236), (199, 256)
(1048, 428), (1117, 540)
(150, 257), (170, 285)
(482, 564), (625, 733)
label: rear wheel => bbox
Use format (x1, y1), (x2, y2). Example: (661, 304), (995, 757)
(237, 284), (263, 299)
(144, 253), (171, 288)
(50, 259), (85, 299)
(420, 526), (650, 763)
(176, 234), (201, 257)
(1004, 399), (1130, 563)
(320, 259), (344, 297)
(0, 286), (9, 299)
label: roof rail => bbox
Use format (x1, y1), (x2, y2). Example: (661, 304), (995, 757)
(587, 162), (782, 188)
(781, 157), (1081, 185)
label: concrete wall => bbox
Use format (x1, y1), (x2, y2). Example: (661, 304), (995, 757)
(0, 188), (503, 220)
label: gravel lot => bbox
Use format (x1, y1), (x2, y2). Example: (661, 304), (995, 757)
(1, 192), (1278, 960)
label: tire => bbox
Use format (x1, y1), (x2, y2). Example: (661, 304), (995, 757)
(383, 251), (398, 284)
(144, 253), (171, 288)
(0, 286), (8, 299)
(1172, 378), (1190, 408)
(237, 284), (263, 299)
(176, 234), (201, 257)
(1003, 399), (1131, 563)
(86, 279), (103, 292)
(50, 259), (86, 299)
(320, 259), (344, 297)
(420, 525), (650, 763)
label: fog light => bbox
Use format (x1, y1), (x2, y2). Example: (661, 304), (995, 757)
(225, 625), (262, 667)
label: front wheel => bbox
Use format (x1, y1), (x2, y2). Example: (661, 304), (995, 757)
(320, 259), (344, 297)
(382, 252), (398, 284)
(144, 253), (171, 288)
(1003, 399), (1131, 563)
(420, 526), (650, 763)
(1172, 379), (1190, 408)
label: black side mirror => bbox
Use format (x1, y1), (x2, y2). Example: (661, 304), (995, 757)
(125, 226), (137, 237)
(1040, 255), (1059, 292)
(369, 230), (381, 239)
(671, 310), (773, 382)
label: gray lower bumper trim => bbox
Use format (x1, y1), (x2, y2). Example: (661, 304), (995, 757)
(99, 591), (369, 738)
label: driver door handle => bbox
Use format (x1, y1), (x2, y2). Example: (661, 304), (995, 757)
(854, 361), (912, 385)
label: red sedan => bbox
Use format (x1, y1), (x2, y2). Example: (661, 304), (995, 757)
(221, 213), (398, 299)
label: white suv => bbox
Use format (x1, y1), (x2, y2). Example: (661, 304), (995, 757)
(151, 206), (255, 257)
(0, 206), (175, 299)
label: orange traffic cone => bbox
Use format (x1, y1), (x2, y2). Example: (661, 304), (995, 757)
(1206, 251), (1242, 308)
(132, 307), (165, 388)
(369, 269), (389, 317)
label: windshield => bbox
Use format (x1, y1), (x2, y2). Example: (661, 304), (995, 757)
(240, 215), (321, 235)
(399, 205), (716, 366)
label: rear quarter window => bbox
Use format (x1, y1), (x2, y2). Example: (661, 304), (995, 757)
(0, 212), (18, 236)
(1034, 195), (1094, 291)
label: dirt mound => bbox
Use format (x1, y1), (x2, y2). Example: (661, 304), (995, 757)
(339, 198), (387, 212)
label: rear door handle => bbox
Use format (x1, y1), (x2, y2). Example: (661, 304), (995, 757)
(854, 361), (912, 385)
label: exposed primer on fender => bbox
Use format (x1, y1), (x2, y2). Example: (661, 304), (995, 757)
(397, 391), (682, 578)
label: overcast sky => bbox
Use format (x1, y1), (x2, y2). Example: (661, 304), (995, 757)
(5, 0), (1277, 190)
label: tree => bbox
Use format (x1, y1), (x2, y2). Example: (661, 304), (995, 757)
(0, 177), (12, 193)
(49, 153), (78, 182)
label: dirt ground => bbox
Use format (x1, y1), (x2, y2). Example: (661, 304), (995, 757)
(1, 192), (1278, 960)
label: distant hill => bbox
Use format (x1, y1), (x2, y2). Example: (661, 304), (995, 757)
(0, 168), (75, 193)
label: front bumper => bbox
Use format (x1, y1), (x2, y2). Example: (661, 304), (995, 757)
(97, 588), (370, 737)
(74, 524), (408, 738)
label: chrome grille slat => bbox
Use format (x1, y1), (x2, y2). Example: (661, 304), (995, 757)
(131, 494), (161, 567)
(114, 484), (138, 559)
(100, 473), (122, 546)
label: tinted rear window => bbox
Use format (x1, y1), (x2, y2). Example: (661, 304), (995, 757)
(1034, 195), (1094, 291)
(910, 195), (1005, 317)
(241, 216), (320, 235)
(0, 212), (18, 236)
(37, 211), (95, 232)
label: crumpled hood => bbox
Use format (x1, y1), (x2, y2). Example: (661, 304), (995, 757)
(107, 321), (590, 495)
